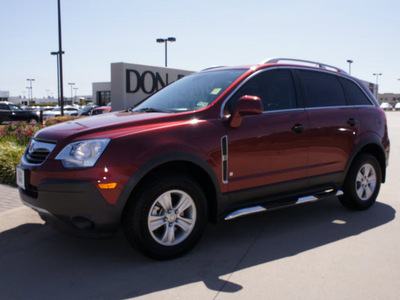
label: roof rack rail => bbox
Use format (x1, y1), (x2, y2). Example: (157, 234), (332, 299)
(202, 66), (226, 71)
(259, 58), (347, 74)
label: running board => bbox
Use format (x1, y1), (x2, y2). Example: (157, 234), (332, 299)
(224, 190), (343, 221)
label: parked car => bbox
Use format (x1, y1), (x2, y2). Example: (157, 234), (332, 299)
(380, 102), (392, 111)
(91, 103), (111, 115)
(395, 102), (400, 111)
(17, 58), (390, 260)
(71, 105), (97, 116)
(42, 106), (79, 120)
(0, 101), (40, 124)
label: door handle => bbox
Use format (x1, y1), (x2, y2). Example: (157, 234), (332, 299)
(291, 124), (307, 133)
(347, 118), (359, 126)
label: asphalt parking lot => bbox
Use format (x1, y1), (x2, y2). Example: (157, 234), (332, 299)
(0, 112), (399, 300)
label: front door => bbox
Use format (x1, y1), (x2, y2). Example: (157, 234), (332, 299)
(223, 69), (310, 193)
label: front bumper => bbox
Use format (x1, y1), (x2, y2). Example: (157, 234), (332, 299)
(19, 179), (123, 237)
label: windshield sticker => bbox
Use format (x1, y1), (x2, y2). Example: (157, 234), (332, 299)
(210, 88), (222, 95)
(196, 101), (208, 108)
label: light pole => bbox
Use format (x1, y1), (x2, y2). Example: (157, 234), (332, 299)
(346, 60), (353, 75)
(373, 73), (382, 99)
(68, 82), (75, 104)
(156, 37), (176, 67)
(57, 0), (65, 116)
(26, 79), (35, 105)
(51, 51), (65, 107)
(26, 87), (30, 105)
(74, 87), (78, 104)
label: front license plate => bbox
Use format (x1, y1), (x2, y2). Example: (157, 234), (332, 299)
(16, 165), (25, 190)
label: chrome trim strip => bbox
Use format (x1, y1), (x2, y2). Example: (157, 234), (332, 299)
(221, 135), (228, 184)
(336, 190), (344, 196)
(21, 139), (56, 166)
(224, 206), (267, 220)
(224, 190), (344, 221)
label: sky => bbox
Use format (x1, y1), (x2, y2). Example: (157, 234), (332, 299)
(1, 0), (399, 99)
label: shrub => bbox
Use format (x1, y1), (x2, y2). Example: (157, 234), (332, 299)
(0, 122), (45, 146)
(0, 116), (82, 185)
(0, 141), (25, 185)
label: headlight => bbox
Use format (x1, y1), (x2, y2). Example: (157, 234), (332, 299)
(55, 139), (110, 168)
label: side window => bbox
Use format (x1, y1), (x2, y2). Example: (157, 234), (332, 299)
(0, 103), (7, 110)
(339, 77), (372, 106)
(299, 70), (346, 107)
(224, 69), (297, 114)
(9, 105), (22, 111)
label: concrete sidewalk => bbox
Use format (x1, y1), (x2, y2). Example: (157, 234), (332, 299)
(0, 184), (22, 213)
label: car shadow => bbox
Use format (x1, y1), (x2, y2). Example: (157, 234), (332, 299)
(0, 197), (395, 299)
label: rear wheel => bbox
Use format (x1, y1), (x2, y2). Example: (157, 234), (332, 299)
(122, 173), (207, 260)
(339, 154), (381, 210)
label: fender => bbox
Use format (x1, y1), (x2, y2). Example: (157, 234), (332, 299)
(115, 151), (222, 217)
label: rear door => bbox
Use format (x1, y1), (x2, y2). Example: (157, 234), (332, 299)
(296, 70), (360, 180)
(224, 68), (310, 193)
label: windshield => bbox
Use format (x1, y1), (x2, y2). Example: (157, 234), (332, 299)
(133, 69), (246, 113)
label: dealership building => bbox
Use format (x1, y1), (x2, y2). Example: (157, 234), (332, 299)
(92, 63), (193, 111)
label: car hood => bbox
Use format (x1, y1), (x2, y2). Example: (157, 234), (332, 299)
(35, 111), (195, 142)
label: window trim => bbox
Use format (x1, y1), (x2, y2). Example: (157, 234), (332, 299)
(220, 66), (375, 118)
(220, 67), (300, 117)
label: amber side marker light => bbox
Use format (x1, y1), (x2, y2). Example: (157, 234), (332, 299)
(98, 182), (118, 189)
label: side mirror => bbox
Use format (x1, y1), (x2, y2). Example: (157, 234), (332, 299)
(230, 95), (263, 128)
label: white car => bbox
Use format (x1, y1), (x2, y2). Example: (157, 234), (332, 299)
(395, 103), (400, 111)
(380, 102), (392, 111)
(43, 106), (79, 120)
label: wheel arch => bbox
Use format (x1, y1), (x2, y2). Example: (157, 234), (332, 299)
(117, 153), (222, 223)
(345, 139), (387, 184)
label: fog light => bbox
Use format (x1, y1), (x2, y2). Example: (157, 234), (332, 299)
(98, 182), (117, 189)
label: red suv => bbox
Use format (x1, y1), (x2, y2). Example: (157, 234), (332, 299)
(17, 58), (390, 259)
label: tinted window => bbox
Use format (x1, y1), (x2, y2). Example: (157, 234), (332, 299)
(9, 104), (22, 111)
(339, 78), (372, 106)
(299, 70), (346, 107)
(0, 103), (7, 110)
(225, 69), (297, 114)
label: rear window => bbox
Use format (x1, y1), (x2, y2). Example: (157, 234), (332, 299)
(299, 70), (347, 108)
(339, 78), (372, 106)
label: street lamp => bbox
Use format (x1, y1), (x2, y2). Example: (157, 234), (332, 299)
(373, 73), (382, 99)
(51, 51), (65, 107)
(57, 0), (65, 116)
(74, 87), (78, 104)
(68, 82), (75, 104)
(346, 60), (353, 75)
(26, 79), (35, 105)
(156, 37), (176, 67)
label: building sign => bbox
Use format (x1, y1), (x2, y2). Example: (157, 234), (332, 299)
(126, 69), (186, 94)
(111, 63), (193, 111)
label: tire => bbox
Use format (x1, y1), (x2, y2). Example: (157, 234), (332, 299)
(28, 118), (38, 124)
(339, 153), (381, 210)
(122, 173), (208, 260)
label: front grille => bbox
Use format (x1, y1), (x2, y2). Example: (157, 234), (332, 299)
(24, 139), (56, 165)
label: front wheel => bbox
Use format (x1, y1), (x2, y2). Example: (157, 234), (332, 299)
(339, 154), (382, 210)
(122, 174), (207, 260)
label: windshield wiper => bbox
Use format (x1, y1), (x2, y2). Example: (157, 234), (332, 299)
(133, 108), (173, 113)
